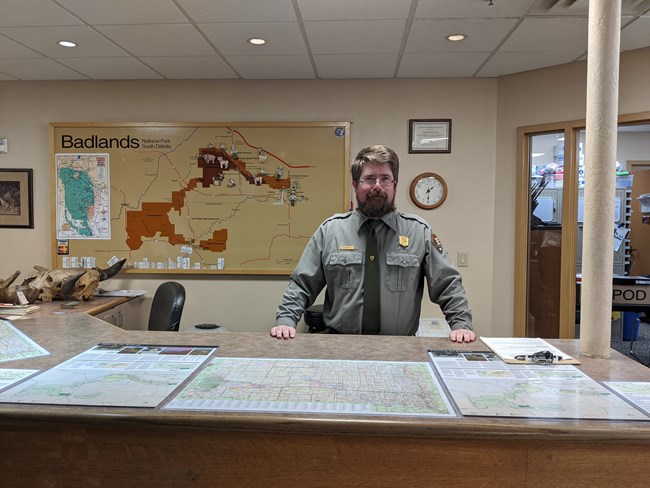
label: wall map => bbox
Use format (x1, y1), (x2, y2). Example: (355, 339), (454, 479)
(51, 122), (350, 275)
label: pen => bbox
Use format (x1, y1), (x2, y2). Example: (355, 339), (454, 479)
(514, 350), (562, 364)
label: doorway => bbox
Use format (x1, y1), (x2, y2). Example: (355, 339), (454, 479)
(514, 112), (650, 339)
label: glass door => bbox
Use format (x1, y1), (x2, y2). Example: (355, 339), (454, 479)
(527, 132), (566, 338)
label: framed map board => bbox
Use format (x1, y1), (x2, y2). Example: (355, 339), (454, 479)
(50, 122), (350, 275)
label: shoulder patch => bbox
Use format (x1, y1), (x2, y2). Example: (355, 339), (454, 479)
(431, 234), (444, 254)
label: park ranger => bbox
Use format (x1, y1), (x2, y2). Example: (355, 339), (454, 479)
(271, 145), (474, 342)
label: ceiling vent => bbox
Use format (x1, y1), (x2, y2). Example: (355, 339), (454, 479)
(529, 0), (650, 16)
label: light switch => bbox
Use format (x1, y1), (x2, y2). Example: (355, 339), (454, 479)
(457, 251), (469, 267)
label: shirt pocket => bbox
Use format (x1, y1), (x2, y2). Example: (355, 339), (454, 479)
(385, 252), (421, 292)
(326, 251), (363, 289)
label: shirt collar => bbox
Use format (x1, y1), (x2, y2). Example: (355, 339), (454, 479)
(355, 210), (398, 232)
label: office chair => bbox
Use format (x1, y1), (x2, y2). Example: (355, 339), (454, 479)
(148, 281), (185, 332)
(305, 304), (326, 333)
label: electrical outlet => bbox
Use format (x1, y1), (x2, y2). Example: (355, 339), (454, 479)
(457, 251), (469, 267)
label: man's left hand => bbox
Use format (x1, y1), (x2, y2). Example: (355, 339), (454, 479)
(449, 328), (476, 343)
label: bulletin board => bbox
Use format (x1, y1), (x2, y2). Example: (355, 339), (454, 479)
(50, 122), (350, 275)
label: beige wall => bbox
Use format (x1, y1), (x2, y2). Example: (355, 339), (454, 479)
(0, 77), (498, 333)
(1, 47), (648, 335)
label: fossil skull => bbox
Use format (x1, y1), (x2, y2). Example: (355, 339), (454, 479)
(8, 259), (128, 303)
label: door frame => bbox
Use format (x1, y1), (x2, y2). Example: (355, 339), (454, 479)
(514, 111), (650, 338)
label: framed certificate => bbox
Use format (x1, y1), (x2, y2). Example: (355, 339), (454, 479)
(408, 119), (452, 154)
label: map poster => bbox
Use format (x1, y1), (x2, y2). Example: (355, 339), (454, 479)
(50, 122), (350, 275)
(0, 319), (50, 363)
(0, 343), (218, 408)
(429, 350), (649, 420)
(165, 357), (458, 417)
(55, 153), (110, 240)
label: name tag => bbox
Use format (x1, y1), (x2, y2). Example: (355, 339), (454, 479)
(339, 245), (355, 250)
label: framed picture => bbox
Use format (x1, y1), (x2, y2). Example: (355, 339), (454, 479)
(0, 168), (34, 228)
(409, 119), (452, 154)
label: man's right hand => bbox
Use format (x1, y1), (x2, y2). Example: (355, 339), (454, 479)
(270, 325), (296, 340)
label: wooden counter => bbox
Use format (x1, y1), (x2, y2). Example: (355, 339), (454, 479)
(24, 295), (135, 318)
(1, 312), (650, 487)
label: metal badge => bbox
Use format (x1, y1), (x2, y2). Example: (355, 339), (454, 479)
(399, 235), (409, 247)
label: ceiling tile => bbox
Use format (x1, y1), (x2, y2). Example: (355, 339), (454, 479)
(0, 1), (648, 80)
(96, 24), (215, 56)
(297, 0), (412, 21)
(139, 56), (238, 79)
(0, 26), (129, 57)
(398, 52), (488, 78)
(406, 18), (519, 53)
(314, 53), (398, 78)
(0, 0), (83, 27)
(415, 0), (537, 19)
(621, 16), (650, 51)
(0, 58), (87, 79)
(500, 18), (588, 52)
(225, 54), (314, 79)
(305, 20), (406, 54)
(199, 22), (306, 56)
(177, 0), (296, 23)
(57, 57), (163, 79)
(477, 51), (584, 77)
(0, 35), (43, 58)
(56, 0), (188, 25)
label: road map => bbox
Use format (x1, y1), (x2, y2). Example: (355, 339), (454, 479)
(604, 381), (650, 416)
(0, 343), (217, 408)
(51, 123), (349, 274)
(0, 319), (49, 363)
(0, 369), (39, 389)
(429, 351), (649, 420)
(165, 357), (457, 417)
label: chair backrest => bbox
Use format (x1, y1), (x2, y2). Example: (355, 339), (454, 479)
(148, 281), (185, 331)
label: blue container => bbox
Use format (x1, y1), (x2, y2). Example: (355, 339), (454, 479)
(623, 312), (640, 341)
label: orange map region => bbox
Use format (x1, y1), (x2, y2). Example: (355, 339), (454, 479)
(125, 202), (188, 250)
(197, 148), (291, 190)
(200, 229), (228, 252)
(125, 147), (291, 252)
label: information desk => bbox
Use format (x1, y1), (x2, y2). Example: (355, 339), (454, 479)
(2, 313), (650, 487)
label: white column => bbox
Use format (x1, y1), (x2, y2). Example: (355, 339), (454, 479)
(580, 0), (621, 358)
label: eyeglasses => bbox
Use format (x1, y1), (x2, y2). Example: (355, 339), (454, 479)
(359, 176), (395, 187)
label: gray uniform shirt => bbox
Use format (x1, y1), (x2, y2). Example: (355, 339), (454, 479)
(276, 210), (472, 335)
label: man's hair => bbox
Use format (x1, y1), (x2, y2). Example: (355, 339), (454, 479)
(351, 145), (399, 183)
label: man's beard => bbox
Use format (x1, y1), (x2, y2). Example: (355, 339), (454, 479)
(357, 189), (395, 218)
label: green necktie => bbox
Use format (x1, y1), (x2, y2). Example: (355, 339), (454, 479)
(362, 220), (380, 334)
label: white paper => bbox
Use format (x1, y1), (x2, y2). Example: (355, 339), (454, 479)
(480, 337), (575, 363)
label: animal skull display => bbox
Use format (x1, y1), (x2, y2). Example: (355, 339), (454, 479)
(0, 259), (126, 304)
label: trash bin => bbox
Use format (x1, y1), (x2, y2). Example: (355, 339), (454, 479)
(622, 312), (640, 341)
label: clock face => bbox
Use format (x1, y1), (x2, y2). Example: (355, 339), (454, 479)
(409, 172), (447, 209)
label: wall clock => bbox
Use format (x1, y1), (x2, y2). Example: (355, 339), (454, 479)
(409, 172), (448, 210)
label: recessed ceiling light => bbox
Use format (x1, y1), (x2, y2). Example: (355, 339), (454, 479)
(58, 40), (77, 48)
(247, 38), (266, 45)
(446, 34), (467, 42)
